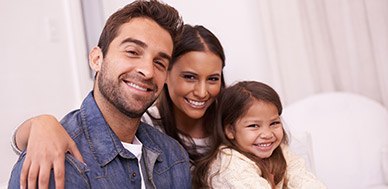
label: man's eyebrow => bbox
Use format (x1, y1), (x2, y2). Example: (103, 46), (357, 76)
(121, 37), (172, 61)
(120, 37), (147, 48)
(158, 52), (171, 62)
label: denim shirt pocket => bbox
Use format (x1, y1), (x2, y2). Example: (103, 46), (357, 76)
(64, 153), (90, 187)
(153, 156), (188, 175)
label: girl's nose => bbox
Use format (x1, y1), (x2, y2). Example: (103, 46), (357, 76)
(259, 129), (274, 139)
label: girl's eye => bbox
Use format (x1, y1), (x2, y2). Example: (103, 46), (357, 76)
(248, 124), (259, 128)
(270, 121), (281, 127)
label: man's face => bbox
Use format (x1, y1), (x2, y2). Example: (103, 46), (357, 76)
(93, 17), (173, 118)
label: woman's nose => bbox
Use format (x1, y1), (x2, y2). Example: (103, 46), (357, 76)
(193, 82), (208, 98)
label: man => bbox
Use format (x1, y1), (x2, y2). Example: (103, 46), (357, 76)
(8, 0), (191, 188)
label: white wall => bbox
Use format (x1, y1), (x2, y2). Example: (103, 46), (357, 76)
(102, 0), (272, 86)
(0, 0), (92, 185)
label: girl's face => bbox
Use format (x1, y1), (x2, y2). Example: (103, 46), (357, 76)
(226, 100), (284, 159)
(166, 51), (223, 120)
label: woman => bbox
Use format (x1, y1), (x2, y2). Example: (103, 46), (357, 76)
(12, 24), (226, 187)
(143, 24), (225, 160)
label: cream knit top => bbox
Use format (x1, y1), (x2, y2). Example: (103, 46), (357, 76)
(207, 145), (327, 189)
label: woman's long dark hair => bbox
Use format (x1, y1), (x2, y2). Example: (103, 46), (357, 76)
(146, 24), (226, 161)
(193, 81), (288, 188)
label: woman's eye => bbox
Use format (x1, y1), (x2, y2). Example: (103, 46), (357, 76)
(208, 77), (220, 82)
(183, 75), (196, 80)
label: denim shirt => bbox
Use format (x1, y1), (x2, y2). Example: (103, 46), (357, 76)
(9, 92), (192, 189)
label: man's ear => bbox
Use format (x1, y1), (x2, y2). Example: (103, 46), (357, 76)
(225, 125), (235, 140)
(89, 47), (103, 72)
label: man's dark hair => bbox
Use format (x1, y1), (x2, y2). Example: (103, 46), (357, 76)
(98, 0), (183, 56)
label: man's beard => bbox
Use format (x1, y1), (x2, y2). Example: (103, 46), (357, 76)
(97, 65), (158, 118)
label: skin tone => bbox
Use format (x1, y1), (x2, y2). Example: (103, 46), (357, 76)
(17, 17), (173, 189)
(225, 100), (284, 159)
(92, 18), (172, 143)
(167, 51), (223, 138)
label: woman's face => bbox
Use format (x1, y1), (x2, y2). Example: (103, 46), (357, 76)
(225, 100), (284, 159)
(166, 51), (223, 120)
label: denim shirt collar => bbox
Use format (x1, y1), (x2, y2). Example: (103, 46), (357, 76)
(79, 92), (163, 167)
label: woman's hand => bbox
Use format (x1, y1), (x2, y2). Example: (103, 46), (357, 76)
(16, 114), (83, 189)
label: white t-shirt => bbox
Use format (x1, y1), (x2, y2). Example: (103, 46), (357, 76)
(121, 136), (145, 189)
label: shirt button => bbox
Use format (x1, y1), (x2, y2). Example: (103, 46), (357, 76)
(132, 172), (136, 177)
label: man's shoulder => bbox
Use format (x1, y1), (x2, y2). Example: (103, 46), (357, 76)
(59, 109), (84, 139)
(138, 122), (175, 143)
(58, 92), (99, 138)
(138, 122), (188, 155)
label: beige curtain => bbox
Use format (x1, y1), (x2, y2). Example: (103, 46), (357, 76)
(258, 0), (388, 109)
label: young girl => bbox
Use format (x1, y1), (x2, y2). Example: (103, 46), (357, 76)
(193, 81), (326, 189)
(12, 24), (225, 187)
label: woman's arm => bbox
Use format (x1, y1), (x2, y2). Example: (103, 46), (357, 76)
(13, 118), (33, 153)
(13, 114), (83, 189)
